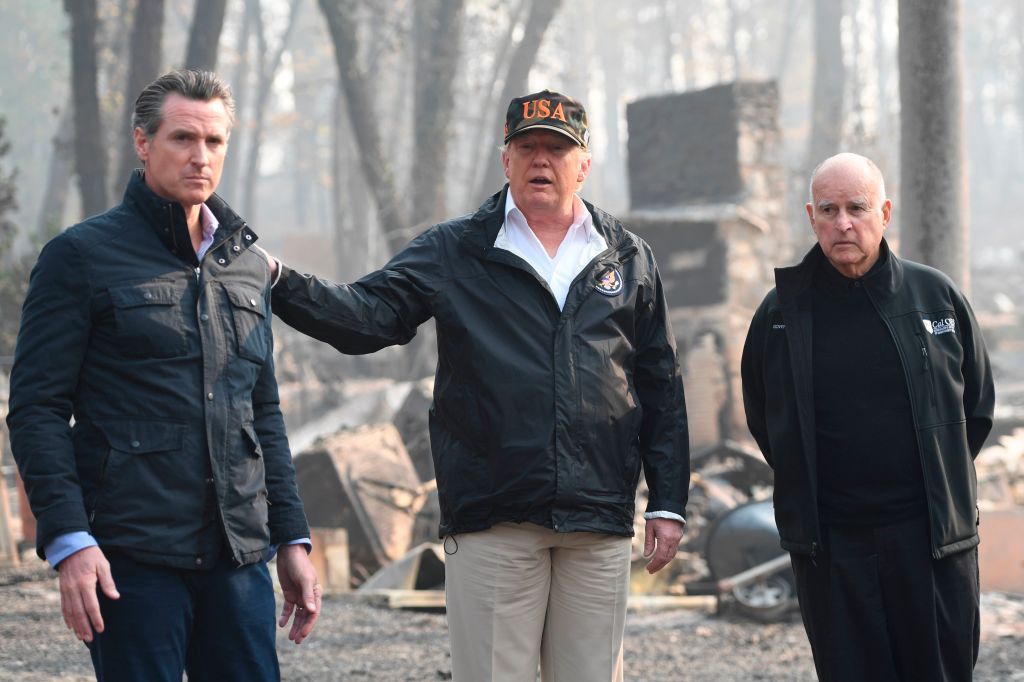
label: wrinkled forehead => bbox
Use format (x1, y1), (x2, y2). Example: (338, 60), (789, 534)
(811, 164), (884, 205)
(158, 94), (233, 132)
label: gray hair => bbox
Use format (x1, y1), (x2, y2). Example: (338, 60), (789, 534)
(807, 153), (887, 205)
(131, 69), (236, 138)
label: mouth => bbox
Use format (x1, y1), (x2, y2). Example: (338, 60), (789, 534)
(528, 177), (553, 187)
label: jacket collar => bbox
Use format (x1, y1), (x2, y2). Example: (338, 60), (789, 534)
(122, 170), (255, 265)
(460, 184), (633, 257)
(775, 237), (903, 304)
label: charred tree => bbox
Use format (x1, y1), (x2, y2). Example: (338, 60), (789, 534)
(463, 1), (525, 206)
(475, 0), (564, 202)
(804, 0), (845, 172)
(241, 0), (302, 219)
(318, 0), (406, 248)
(36, 105), (75, 234)
(65, 0), (108, 217)
(220, 0), (258, 202)
(183, 0), (228, 71)
(898, 0), (968, 289)
(117, 0), (165, 184)
(411, 0), (466, 225)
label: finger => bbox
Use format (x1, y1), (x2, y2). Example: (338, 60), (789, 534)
(643, 528), (656, 558)
(96, 561), (120, 601)
(646, 539), (678, 574)
(278, 598), (296, 628)
(67, 588), (93, 641)
(291, 608), (319, 645)
(304, 581), (322, 613)
(81, 581), (106, 637)
(288, 583), (321, 644)
(60, 585), (76, 633)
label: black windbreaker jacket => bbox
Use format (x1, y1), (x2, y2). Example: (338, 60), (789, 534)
(7, 172), (309, 568)
(273, 187), (690, 537)
(741, 241), (994, 559)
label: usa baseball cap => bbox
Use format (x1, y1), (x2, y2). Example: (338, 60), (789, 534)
(503, 89), (589, 149)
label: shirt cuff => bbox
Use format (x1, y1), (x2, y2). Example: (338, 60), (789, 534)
(644, 511), (686, 525)
(265, 537), (312, 562)
(45, 532), (99, 570)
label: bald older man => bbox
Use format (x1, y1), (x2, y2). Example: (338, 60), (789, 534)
(741, 153), (994, 681)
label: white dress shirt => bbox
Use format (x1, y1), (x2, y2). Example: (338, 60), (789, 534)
(494, 191), (607, 310)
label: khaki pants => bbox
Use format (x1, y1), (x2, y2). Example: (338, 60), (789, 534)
(444, 522), (632, 682)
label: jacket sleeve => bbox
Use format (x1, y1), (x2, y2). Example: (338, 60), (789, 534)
(956, 294), (995, 457)
(740, 296), (773, 468)
(271, 229), (442, 353)
(634, 254), (690, 520)
(251, 305), (310, 545)
(6, 234), (94, 558)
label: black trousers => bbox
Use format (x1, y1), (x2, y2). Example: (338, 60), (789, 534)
(790, 515), (980, 682)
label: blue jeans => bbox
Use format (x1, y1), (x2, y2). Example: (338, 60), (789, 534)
(87, 549), (279, 681)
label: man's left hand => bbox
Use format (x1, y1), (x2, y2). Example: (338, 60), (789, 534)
(276, 544), (321, 644)
(642, 518), (685, 574)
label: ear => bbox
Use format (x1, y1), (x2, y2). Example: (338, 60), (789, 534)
(502, 149), (511, 180)
(577, 154), (592, 183)
(881, 198), (893, 229)
(133, 127), (149, 164)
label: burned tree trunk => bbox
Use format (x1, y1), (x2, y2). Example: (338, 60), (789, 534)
(220, 0), (257, 202)
(64, 0), (108, 217)
(318, 0), (406, 248)
(804, 0), (845, 171)
(475, 0), (564, 202)
(899, 0), (968, 289)
(117, 0), (165, 184)
(410, 0), (466, 225)
(36, 105), (75, 234)
(241, 0), (302, 219)
(183, 0), (228, 71)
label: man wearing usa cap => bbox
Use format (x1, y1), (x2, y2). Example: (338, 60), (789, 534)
(263, 89), (689, 681)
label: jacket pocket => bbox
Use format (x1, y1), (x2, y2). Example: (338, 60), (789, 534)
(109, 282), (189, 358)
(224, 283), (270, 364)
(90, 420), (194, 531)
(234, 422), (269, 530)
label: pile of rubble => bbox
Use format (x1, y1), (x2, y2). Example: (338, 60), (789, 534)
(977, 428), (1024, 508)
(286, 378), (802, 619)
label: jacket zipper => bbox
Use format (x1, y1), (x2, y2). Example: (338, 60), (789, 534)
(864, 289), (938, 555)
(88, 448), (114, 523)
(915, 331), (939, 407)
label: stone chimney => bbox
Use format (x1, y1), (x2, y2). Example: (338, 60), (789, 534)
(624, 81), (787, 447)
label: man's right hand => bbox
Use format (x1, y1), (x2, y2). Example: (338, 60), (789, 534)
(57, 546), (119, 642)
(251, 244), (279, 279)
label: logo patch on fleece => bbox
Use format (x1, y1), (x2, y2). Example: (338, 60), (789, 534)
(922, 317), (956, 336)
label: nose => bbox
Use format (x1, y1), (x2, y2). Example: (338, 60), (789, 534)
(191, 142), (210, 167)
(530, 149), (550, 166)
(836, 211), (853, 231)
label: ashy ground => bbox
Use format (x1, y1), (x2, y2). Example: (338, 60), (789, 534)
(2, 563), (1022, 681)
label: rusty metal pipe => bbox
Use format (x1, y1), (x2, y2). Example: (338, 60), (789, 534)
(715, 552), (791, 594)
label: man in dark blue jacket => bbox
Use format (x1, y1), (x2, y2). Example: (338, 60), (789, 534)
(7, 70), (319, 680)
(264, 90), (690, 681)
(742, 153), (995, 681)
